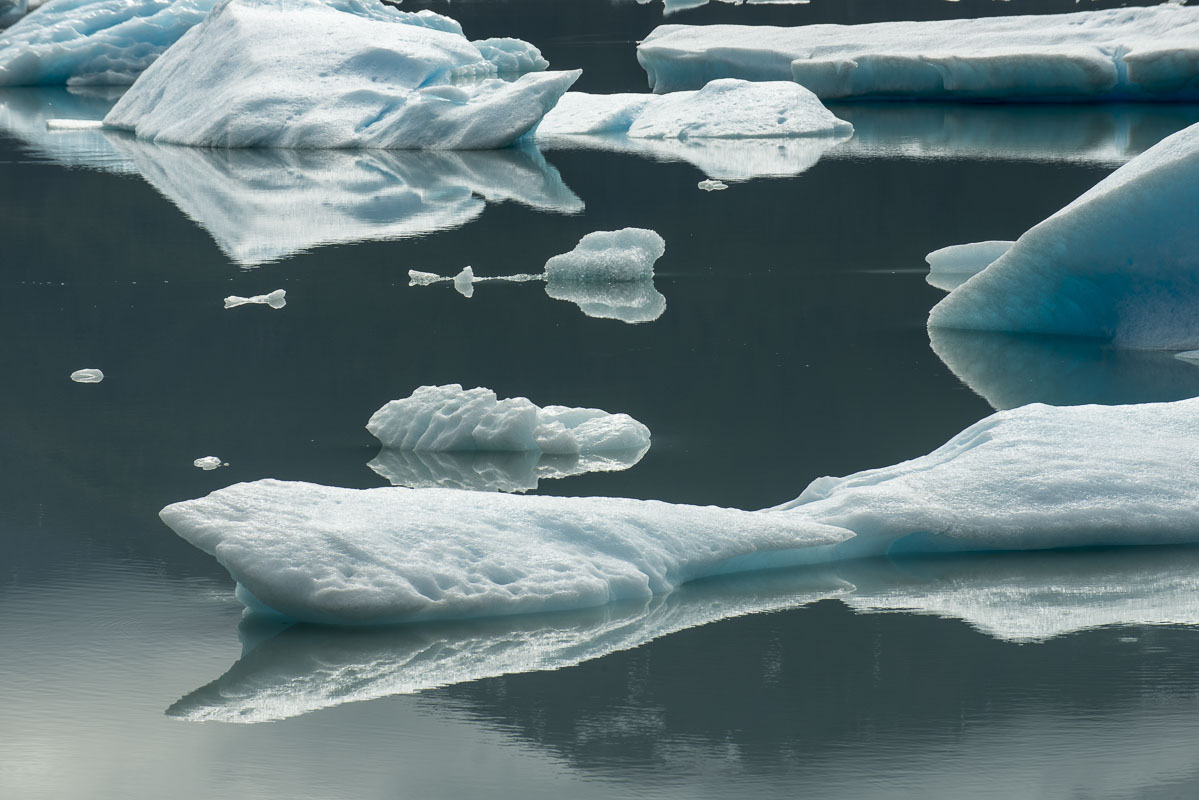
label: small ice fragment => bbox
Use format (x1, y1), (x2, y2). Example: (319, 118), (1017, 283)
(224, 289), (286, 309)
(408, 270), (445, 287)
(70, 368), (104, 383)
(194, 456), (226, 470)
(453, 266), (475, 298)
(45, 119), (105, 131)
(698, 179), (727, 191)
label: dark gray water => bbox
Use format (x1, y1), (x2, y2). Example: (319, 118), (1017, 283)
(4, 1), (1199, 797)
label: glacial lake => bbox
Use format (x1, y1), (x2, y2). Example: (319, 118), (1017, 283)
(4, 0), (1199, 797)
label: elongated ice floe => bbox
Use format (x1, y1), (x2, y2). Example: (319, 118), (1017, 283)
(224, 289), (285, 309)
(0, 0), (214, 86)
(928, 120), (1199, 349)
(102, 0), (576, 149)
(638, 5), (1199, 99)
(70, 367), (103, 383)
(537, 80), (852, 139)
(161, 397), (1199, 625)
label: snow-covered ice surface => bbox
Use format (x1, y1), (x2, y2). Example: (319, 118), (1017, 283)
(925, 241), (1013, 292)
(224, 289), (285, 309)
(928, 328), (1199, 411)
(169, 544), (1199, 723)
(368, 448), (649, 493)
(103, 0), (577, 148)
(638, 5), (1199, 99)
(69, 368), (103, 383)
(161, 397), (1199, 626)
(929, 121), (1199, 349)
(0, 0), (213, 86)
(367, 384), (651, 456)
(537, 80), (852, 139)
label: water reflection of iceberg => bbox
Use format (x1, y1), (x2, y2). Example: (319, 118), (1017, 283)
(929, 327), (1199, 410)
(368, 448), (649, 493)
(107, 138), (584, 266)
(0, 87), (133, 172)
(169, 545), (1199, 723)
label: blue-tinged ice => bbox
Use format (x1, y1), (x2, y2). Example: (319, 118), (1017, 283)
(638, 6), (1199, 99)
(0, 0), (27, 28)
(925, 241), (1014, 292)
(928, 121), (1199, 349)
(0, 0), (214, 86)
(160, 397), (1199, 626)
(102, 0), (576, 149)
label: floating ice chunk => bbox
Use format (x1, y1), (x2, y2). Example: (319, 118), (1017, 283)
(928, 121), (1199, 349)
(471, 37), (548, 75)
(0, 0), (215, 86)
(194, 456), (226, 470)
(159, 480), (848, 625)
(69, 367), (103, 383)
(452, 266), (474, 298)
(698, 179), (727, 191)
(537, 81), (852, 140)
(929, 328), (1199, 411)
(638, 6), (1199, 99)
(925, 241), (1014, 291)
(102, 0), (578, 149)
(407, 270), (442, 287)
(368, 447), (648, 493)
(223, 289), (285, 309)
(367, 384), (651, 457)
(544, 228), (665, 284)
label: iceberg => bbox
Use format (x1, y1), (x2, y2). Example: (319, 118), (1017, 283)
(367, 384), (651, 456)
(161, 397), (1199, 625)
(102, 0), (577, 149)
(928, 121), (1199, 349)
(537, 80), (852, 139)
(367, 447), (648, 494)
(637, 6), (1199, 99)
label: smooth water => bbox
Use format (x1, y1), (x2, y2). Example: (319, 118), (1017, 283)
(4, 0), (1199, 797)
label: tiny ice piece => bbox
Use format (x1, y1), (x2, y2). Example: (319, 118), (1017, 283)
(453, 266), (475, 298)
(224, 289), (285, 309)
(70, 368), (104, 383)
(194, 456), (226, 470)
(408, 270), (446, 286)
(698, 179), (727, 191)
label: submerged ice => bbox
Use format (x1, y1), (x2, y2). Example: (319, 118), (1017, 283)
(102, 0), (577, 149)
(928, 120), (1199, 349)
(161, 397), (1199, 626)
(638, 5), (1199, 100)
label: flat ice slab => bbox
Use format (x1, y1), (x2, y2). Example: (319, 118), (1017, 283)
(162, 397), (1199, 625)
(0, 0), (213, 86)
(638, 5), (1199, 99)
(537, 80), (852, 139)
(928, 120), (1199, 349)
(103, 0), (578, 149)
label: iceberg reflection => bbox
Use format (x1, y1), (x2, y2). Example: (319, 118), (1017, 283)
(929, 327), (1199, 410)
(169, 545), (1199, 723)
(367, 448), (650, 493)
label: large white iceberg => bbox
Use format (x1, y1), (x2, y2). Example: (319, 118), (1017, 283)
(638, 5), (1199, 99)
(0, 0), (213, 86)
(928, 120), (1199, 349)
(367, 384), (651, 455)
(102, 0), (577, 148)
(161, 397), (1199, 625)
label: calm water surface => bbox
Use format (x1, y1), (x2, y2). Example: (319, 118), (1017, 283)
(3, 1), (1199, 797)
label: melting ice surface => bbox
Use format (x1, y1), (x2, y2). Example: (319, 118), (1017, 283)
(223, 289), (285, 309)
(168, 545), (1199, 723)
(0, 0), (214, 86)
(929, 120), (1199, 349)
(638, 5), (1199, 99)
(160, 397), (1199, 626)
(409, 228), (668, 324)
(103, 0), (577, 149)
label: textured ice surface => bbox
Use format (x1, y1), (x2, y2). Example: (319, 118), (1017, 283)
(930, 328), (1199, 411)
(69, 368), (103, 383)
(544, 228), (665, 283)
(224, 289), (285, 309)
(925, 241), (1013, 292)
(0, 0), (213, 86)
(537, 80), (852, 139)
(929, 121), (1199, 349)
(193, 456), (225, 470)
(162, 398), (1199, 625)
(638, 5), (1199, 99)
(171, 545), (1199, 722)
(368, 447), (648, 493)
(367, 384), (650, 457)
(103, 0), (577, 148)
(698, 179), (726, 191)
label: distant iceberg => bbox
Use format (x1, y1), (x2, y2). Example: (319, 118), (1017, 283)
(928, 120), (1199, 349)
(638, 6), (1199, 99)
(161, 397), (1199, 626)
(103, 0), (576, 148)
